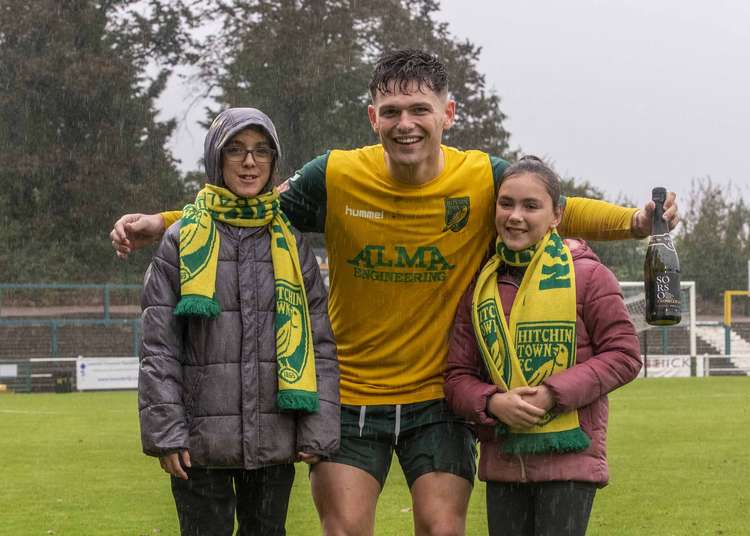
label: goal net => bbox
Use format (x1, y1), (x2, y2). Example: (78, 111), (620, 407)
(619, 281), (698, 376)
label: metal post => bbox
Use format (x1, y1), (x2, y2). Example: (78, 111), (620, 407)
(50, 321), (58, 357)
(725, 325), (731, 357)
(103, 284), (111, 321)
(689, 283), (700, 376)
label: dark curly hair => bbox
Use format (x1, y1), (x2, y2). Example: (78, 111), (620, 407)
(369, 49), (448, 99)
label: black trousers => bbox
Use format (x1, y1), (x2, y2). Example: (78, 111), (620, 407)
(486, 481), (597, 536)
(170, 464), (295, 536)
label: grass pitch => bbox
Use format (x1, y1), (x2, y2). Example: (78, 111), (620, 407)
(0, 377), (747, 535)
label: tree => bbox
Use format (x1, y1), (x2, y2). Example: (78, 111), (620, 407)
(198, 0), (514, 176)
(199, 0), (375, 177)
(0, 0), (193, 282)
(676, 179), (750, 306)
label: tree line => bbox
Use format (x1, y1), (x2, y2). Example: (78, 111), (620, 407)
(1, 0), (746, 308)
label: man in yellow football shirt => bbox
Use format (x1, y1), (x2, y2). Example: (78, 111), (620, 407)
(112, 50), (677, 536)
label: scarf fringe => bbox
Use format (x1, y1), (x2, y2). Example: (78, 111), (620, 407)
(277, 390), (320, 413)
(502, 427), (591, 455)
(174, 295), (221, 318)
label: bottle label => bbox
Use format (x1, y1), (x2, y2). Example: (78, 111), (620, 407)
(647, 233), (676, 252)
(652, 272), (681, 310)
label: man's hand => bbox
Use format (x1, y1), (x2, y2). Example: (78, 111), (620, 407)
(297, 452), (321, 465)
(277, 178), (291, 193)
(159, 449), (191, 480)
(631, 191), (679, 238)
(110, 213), (166, 259)
(487, 387), (547, 428)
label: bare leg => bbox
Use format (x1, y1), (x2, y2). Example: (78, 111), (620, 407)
(411, 471), (472, 536)
(311, 461), (381, 536)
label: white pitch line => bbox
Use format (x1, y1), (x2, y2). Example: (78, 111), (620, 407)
(0, 409), (62, 415)
(0, 408), (135, 415)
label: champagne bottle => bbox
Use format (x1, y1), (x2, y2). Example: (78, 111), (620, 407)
(644, 187), (681, 325)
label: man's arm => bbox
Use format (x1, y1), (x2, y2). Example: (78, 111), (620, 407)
(161, 211), (182, 229)
(279, 153), (329, 232)
(559, 197), (637, 240)
(110, 154), (330, 258)
(559, 193), (678, 240)
(488, 157), (678, 239)
(110, 213), (170, 259)
(489, 156), (510, 192)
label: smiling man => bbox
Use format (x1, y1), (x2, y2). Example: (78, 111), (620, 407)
(111, 49), (677, 536)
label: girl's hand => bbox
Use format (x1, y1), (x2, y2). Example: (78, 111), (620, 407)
(487, 387), (547, 428)
(297, 452), (321, 465)
(159, 449), (191, 480)
(521, 384), (555, 413)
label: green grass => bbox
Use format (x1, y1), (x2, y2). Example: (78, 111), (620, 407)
(0, 377), (747, 535)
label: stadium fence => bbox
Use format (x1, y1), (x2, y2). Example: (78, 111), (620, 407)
(2, 275), (749, 393)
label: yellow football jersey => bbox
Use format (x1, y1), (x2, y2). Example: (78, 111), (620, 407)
(324, 145), (497, 404)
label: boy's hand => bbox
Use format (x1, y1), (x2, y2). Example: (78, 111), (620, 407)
(159, 449), (191, 480)
(297, 452), (321, 465)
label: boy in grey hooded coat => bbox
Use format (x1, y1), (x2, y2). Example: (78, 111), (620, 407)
(139, 108), (339, 536)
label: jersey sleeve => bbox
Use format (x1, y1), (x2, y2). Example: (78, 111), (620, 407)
(280, 153), (329, 232)
(160, 211), (182, 229)
(559, 197), (638, 240)
(489, 155), (510, 192)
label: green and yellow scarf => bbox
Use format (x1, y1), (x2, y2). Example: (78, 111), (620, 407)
(175, 184), (319, 413)
(471, 229), (590, 454)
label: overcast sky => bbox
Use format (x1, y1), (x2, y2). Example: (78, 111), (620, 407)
(157, 0), (750, 207)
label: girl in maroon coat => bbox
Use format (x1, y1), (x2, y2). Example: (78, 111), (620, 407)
(445, 156), (641, 536)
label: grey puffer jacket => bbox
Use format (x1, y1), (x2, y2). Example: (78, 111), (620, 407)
(139, 222), (339, 468)
(138, 107), (339, 469)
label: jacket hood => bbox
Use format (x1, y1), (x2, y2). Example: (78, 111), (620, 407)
(204, 108), (282, 190)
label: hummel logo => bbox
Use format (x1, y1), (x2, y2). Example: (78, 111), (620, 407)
(345, 205), (384, 220)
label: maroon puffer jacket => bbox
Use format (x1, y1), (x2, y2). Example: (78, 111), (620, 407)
(444, 239), (641, 487)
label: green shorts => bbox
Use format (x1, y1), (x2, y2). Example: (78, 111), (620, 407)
(323, 399), (477, 488)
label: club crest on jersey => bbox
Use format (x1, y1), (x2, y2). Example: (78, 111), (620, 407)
(275, 280), (310, 384)
(443, 197), (470, 232)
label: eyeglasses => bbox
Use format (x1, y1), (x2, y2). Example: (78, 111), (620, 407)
(222, 146), (276, 164)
